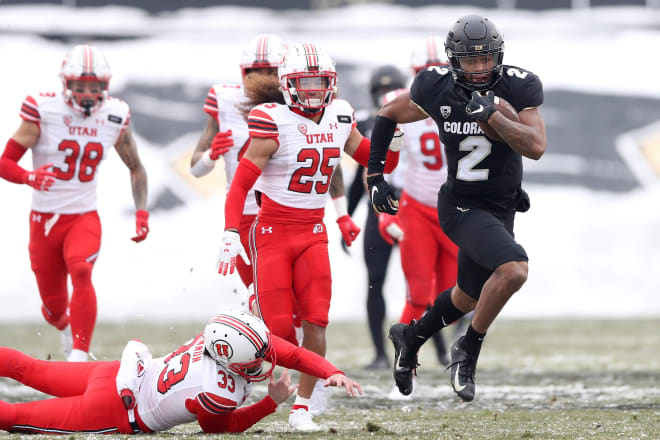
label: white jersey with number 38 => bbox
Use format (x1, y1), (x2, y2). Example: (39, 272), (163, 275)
(247, 99), (356, 210)
(19, 92), (130, 214)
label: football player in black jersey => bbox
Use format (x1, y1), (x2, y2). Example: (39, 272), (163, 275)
(366, 14), (547, 402)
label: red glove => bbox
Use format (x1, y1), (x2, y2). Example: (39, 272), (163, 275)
(209, 130), (234, 160)
(377, 213), (403, 245)
(24, 163), (56, 191)
(337, 215), (361, 247)
(131, 210), (149, 242)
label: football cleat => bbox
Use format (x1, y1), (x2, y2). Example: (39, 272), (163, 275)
(388, 322), (420, 396)
(448, 337), (478, 402)
(386, 378), (416, 401)
(289, 408), (321, 432)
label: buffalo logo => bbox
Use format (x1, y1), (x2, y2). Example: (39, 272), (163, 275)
(214, 340), (233, 359)
(440, 106), (452, 119)
(63, 115), (72, 126)
(298, 123), (308, 135)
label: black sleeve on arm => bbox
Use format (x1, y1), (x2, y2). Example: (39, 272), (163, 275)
(347, 165), (365, 216)
(367, 115), (397, 175)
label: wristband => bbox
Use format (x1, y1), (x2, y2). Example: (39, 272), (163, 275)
(332, 196), (348, 218)
(190, 149), (216, 177)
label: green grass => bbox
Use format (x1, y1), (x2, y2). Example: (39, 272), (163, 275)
(1, 319), (658, 439)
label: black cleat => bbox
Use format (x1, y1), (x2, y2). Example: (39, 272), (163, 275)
(388, 322), (420, 396)
(448, 337), (478, 402)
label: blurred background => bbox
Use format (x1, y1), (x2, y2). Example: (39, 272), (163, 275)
(1, 0), (659, 324)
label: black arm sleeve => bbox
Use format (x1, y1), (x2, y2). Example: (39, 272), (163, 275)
(366, 115), (397, 175)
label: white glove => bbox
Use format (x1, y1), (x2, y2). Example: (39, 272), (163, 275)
(218, 230), (250, 276)
(388, 127), (405, 152)
(116, 339), (152, 409)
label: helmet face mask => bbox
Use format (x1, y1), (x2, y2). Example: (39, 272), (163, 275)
(279, 43), (337, 112)
(240, 34), (284, 79)
(59, 45), (111, 117)
(445, 14), (504, 91)
(204, 310), (275, 382)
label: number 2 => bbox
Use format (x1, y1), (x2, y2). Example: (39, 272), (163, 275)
(457, 136), (491, 181)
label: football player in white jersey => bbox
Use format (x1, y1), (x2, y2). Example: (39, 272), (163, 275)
(218, 43), (399, 431)
(0, 45), (149, 362)
(0, 310), (362, 434)
(191, 34), (360, 290)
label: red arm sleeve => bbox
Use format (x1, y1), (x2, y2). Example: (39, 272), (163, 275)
(350, 136), (399, 174)
(0, 138), (29, 184)
(270, 335), (343, 378)
(187, 395), (277, 433)
(224, 158), (262, 230)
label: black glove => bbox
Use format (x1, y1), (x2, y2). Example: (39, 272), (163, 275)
(367, 174), (399, 215)
(465, 90), (496, 122)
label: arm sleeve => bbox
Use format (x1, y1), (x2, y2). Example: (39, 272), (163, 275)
(224, 158), (262, 230)
(187, 394), (277, 433)
(0, 138), (29, 184)
(270, 335), (343, 378)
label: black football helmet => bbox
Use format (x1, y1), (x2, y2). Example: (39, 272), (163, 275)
(445, 14), (504, 91)
(369, 65), (406, 108)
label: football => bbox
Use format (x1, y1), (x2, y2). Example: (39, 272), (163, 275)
(478, 96), (519, 142)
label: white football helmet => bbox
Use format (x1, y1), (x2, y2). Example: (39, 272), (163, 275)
(59, 44), (111, 117)
(203, 310), (275, 382)
(279, 42), (337, 111)
(411, 36), (449, 74)
(240, 34), (284, 78)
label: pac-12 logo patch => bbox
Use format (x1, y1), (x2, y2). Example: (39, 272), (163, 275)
(440, 106), (452, 119)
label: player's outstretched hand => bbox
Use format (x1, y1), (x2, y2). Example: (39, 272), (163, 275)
(217, 230), (249, 275)
(209, 130), (234, 160)
(324, 373), (363, 397)
(367, 174), (399, 215)
(131, 210), (149, 242)
(465, 90), (496, 122)
(24, 163), (56, 191)
(268, 368), (299, 404)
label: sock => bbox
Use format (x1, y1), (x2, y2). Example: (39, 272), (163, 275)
(461, 324), (486, 357)
(292, 395), (311, 412)
(413, 288), (465, 339)
(67, 349), (88, 362)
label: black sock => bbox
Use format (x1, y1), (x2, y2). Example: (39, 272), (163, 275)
(412, 288), (465, 340)
(461, 325), (486, 357)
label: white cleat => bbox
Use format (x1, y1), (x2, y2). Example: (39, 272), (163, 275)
(386, 379), (416, 401)
(60, 325), (73, 358)
(309, 378), (331, 416)
(289, 408), (321, 432)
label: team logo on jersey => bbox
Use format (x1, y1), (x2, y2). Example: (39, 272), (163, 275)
(108, 114), (123, 124)
(137, 359), (145, 377)
(440, 106), (452, 119)
(63, 115), (72, 126)
(298, 123), (308, 135)
(337, 115), (352, 124)
(313, 224), (324, 234)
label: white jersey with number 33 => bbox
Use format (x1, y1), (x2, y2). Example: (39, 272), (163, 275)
(136, 334), (251, 432)
(247, 99), (356, 210)
(19, 92), (130, 214)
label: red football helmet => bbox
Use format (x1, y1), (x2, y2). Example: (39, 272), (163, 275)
(59, 44), (111, 117)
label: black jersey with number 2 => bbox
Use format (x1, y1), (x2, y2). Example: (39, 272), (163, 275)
(410, 64), (543, 213)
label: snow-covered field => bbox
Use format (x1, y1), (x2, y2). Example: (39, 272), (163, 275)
(0, 4), (659, 322)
